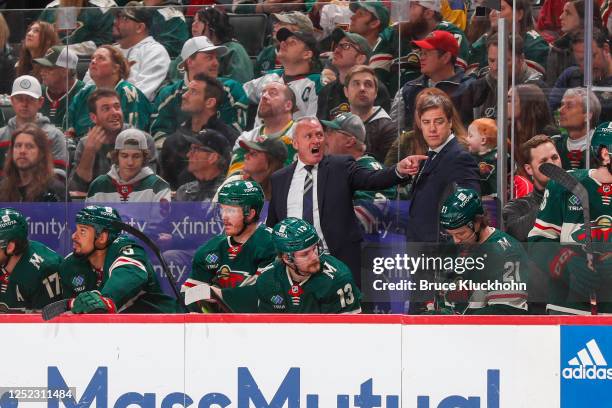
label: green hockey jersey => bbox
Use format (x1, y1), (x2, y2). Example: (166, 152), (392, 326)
(228, 121), (297, 176)
(528, 169), (612, 313)
(551, 132), (587, 171)
(183, 224), (276, 291)
(39, 0), (115, 56)
(468, 30), (549, 73)
(68, 80), (153, 138)
(254, 45), (280, 78)
(0, 240), (63, 312)
(150, 6), (189, 58)
(150, 77), (249, 143)
(41, 80), (85, 131)
(61, 236), (178, 313)
(460, 228), (529, 314)
(223, 254), (362, 313)
(472, 149), (498, 196)
(220, 40), (254, 83)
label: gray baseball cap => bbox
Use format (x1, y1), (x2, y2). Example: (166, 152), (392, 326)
(272, 12), (314, 33)
(239, 137), (288, 163)
(33, 45), (78, 69)
(115, 128), (148, 150)
(321, 112), (366, 143)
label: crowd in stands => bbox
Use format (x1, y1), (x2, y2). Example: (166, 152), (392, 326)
(0, 0), (609, 314)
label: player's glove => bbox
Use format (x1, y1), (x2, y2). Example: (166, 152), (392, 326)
(70, 291), (116, 314)
(566, 255), (601, 299)
(549, 247), (578, 280)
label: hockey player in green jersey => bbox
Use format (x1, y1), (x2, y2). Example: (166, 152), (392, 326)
(182, 180), (275, 296)
(528, 122), (612, 314)
(61, 205), (177, 314)
(440, 188), (529, 314)
(199, 218), (362, 313)
(0, 208), (63, 312)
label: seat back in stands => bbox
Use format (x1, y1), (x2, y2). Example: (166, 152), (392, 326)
(227, 13), (268, 57)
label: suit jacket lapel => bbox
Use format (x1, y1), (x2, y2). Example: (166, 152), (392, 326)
(281, 163), (297, 219)
(426, 137), (456, 174)
(317, 157), (329, 212)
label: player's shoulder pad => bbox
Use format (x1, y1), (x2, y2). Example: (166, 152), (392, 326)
(157, 7), (186, 21)
(111, 236), (146, 258)
(319, 254), (353, 280)
(568, 168), (591, 181)
(195, 235), (226, 256)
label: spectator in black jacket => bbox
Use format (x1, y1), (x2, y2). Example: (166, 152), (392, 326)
(344, 65), (397, 163)
(160, 74), (239, 190)
(0, 14), (16, 97)
(463, 33), (547, 121)
(503, 135), (562, 241)
(317, 28), (390, 121)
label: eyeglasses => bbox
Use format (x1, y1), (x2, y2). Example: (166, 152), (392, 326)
(335, 42), (361, 53)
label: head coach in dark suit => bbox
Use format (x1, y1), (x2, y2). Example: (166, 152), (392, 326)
(405, 89), (481, 243)
(266, 116), (418, 283)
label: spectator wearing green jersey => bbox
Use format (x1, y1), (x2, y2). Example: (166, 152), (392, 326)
(66, 45), (153, 139)
(150, 36), (249, 145)
(469, 0), (549, 74)
(39, 0), (116, 57)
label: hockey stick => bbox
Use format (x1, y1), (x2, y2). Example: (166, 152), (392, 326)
(41, 299), (71, 321)
(539, 163), (597, 314)
(111, 220), (189, 313)
(184, 284), (234, 313)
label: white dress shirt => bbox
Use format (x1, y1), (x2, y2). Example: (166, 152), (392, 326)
(287, 159), (328, 249)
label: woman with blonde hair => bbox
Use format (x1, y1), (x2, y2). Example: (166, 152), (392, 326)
(15, 21), (59, 80)
(384, 88), (467, 166)
(66, 44), (153, 138)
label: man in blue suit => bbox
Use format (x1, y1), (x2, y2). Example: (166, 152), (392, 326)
(266, 116), (416, 283)
(405, 91), (480, 243)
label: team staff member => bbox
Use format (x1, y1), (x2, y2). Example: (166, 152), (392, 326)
(266, 116), (417, 281)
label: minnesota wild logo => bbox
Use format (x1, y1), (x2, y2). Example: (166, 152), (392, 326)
(571, 215), (612, 243)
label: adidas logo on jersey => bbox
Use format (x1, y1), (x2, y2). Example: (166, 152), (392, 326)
(562, 339), (612, 380)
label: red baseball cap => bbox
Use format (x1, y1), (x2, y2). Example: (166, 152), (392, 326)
(412, 30), (459, 57)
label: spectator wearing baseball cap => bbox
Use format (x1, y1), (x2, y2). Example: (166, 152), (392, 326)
(370, 0), (469, 96)
(0, 75), (69, 178)
(322, 111), (395, 233)
(397, 30), (474, 131)
(94, 1), (171, 102)
(176, 129), (232, 202)
(86, 128), (171, 203)
(33, 46), (85, 131)
(243, 27), (323, 122)
(349, 0), (390, 47)
(317, 28), (391, 122)
(150, 36), (249, 145)
(193, 7), (254, 83)
(255, 11), (314, 77)
(38, 0), (115, 56)
(237, 137), (287, 199)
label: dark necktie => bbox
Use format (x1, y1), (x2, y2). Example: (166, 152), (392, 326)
(414, 150), (437, 185)
(302, 165), (314, 225)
